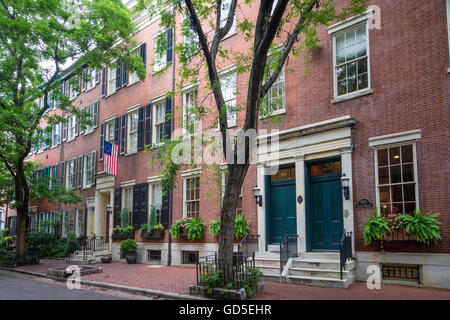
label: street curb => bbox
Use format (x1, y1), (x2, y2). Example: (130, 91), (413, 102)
(0, 266), (209, 300)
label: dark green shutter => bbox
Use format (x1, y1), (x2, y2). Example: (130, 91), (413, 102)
(164, 97), (172, 140)
(120, 114), (127, 155)
(140, 43), (147, 69)
(122, 61), (128, 87)
(144, 103), (152, 147)
(114, 187), (121, 227)
(114, 117), (120, 145)
(101, 68), (106, 97)
(161, 190), (171, 229)
(137, 106), (144, 151)
(115, 59), (121, 90)
(132, 184), (140, 228)
(99, 123), (105, 161)
(140, 184), (148, 226)
(166, 29), (173, 63)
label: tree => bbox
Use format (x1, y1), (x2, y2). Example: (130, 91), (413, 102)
(0, 0), (146, 261)
(142, 0), (368, 283)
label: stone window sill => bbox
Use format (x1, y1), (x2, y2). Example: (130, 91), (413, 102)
(332, 88), (373, 104)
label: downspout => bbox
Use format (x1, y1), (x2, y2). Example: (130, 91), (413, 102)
(167, 7), (176, 266)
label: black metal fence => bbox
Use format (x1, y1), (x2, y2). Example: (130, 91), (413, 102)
(73, 235), (110, 261)
(237, 234), (259, 259)
(340, 230), (353, 280)
(195, 252), (258, 289)
(280, 233), (298, 274)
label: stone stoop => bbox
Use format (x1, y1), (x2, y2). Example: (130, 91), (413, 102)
(67, 249), (112, 265)
(253, 251), (356, 289)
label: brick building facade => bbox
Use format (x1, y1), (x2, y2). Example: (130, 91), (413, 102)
(4, 0), (450, 289)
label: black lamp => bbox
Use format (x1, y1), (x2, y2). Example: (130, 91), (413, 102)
(341, 174), (350, 200)
(253, 185), (263, 207)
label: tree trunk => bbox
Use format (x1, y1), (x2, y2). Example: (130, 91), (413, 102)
(14, 160), (29, 263)
(218, 164), (249, 284)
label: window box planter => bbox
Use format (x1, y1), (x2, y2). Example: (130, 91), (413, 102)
(112, 230), (134, 240)
(379, 229), (415, 242)
(140, 228), (165, 239)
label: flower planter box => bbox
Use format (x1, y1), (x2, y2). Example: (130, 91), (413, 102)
(381, 229), (415, 241)
(112, 230), (134, 240)
(140, 228), (165, 239)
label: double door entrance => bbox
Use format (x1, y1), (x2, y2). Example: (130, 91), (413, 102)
(267, 158), (344, 251)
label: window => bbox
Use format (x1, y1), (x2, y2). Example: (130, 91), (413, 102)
(182, 251), (199, 264)
(83, 153), (93, 187)
(62, 211), (67, 237)
(149, 182), (162, 224)
(333, 23), (369, 97)
(85, 68), (98, 91)
(153, 29), (173, 72)
(183, 88), (198, 135)
(105, 120), (115, 143)
(182, 17), (199, 57)
(66, 159), (76, 190)
(83, 102), (98, 134)
(122, 187), (133, 224)
(147, 250), (161, 262)
(220, 72), (237, 127)
(129, 47), (141, 85)
(184, 176), (200, 218)
(107, 65), (117, 95)
(221, 170), (242, 214)
(52, 123), (61, 147)
(49, 165), (58, 189)
(154, 100), (166, 144)
(76, 208), (85, 237)
(262, 66), (285, 116)
(127, 111), (138, 153)
(67, 114), (78, 141)
(69, 77), (80, 100)
(220, 0), (236, 37)
(375, 144), (417, 216)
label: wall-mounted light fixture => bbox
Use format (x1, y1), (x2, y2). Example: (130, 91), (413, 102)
(106, 204), (112, 214)
(341, 174), (350, 200)
(253, 185), (263, 207)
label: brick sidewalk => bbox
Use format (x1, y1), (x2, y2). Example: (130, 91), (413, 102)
(15, 259), (450, 300)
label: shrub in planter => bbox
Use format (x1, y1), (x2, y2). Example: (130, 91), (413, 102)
(141, 224), (164, 239)
(120, 239), (138, 264)
(113, 225), (134, 239)
(363, 214), (390, 245)
(402, 209), (441, 245)
(209, 214), (250, 239)
(170, 217), (205, 240)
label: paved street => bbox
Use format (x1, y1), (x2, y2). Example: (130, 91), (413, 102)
(0, 269), (155, 300)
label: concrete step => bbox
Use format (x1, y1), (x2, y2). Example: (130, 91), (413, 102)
(300, 252), (340, 260)
(284, 274), (353, 289)
(254, 251), (280, 259)
(70, 254), (96, 261)
(292, 258), (355, 271)
(66, 258), (93, 265)
(255, 265), (281, 275)
(254, 257), (280, 267)
(261, 273), (282, 283)
(288, 267), (350, 280)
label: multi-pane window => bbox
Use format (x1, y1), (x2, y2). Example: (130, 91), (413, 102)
(128, 111), (138, 153)
(83, 153), (93, 187)
(184, 176), (200, 218)
(69, 77), (80, 100)
(84, 103), (97, 134)
(122, 187), (133, 224)
(220, 0), (236, 36)
(220, 72), (237, 127)
(67, 115), (78, 141)
(150, 183), (162, 224)
(49, 165), (57, 189)
(86, 69), (98, 91)
(147, 250), (161, 262)
(262, 67), (285, 116)
(66, 159), (76, 190)
(107, 66), (117, 95)
(154, 101), (166, 144)
(129, 47), (141, 85)
(154, 31), (168, 72)
(52, 123), (60, 147)
(183, 88), (198, 135)
(334, 24), (369, 97)
(376, 144), (417, 216)
(106, 120), (115, 142)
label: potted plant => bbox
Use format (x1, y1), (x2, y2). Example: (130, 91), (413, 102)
(363, 213), (390, 245)
(170, 217), (206, 240)
(140, 206), (165, 239)
(120, 239), (138, 264)
(402, 209), (441, 245)
(112, 209), (134, 240)
(209, 214), (250, 239)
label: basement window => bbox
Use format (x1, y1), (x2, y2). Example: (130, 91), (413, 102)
(380, 263), (421, 284)
(147, 250), (161, 262)
(182, 251), (199, 264)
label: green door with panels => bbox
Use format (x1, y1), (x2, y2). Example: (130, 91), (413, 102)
(267, 166), (297, 244)
(306, 158), (343, 251)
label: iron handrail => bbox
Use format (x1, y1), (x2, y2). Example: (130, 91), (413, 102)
(280, 233), (299, 275)
(237, 234), (259, 260)
(339, 230), (353, 280)
(73, 235), (110, 261)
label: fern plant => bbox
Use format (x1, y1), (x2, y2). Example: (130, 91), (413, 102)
(208, 214), (250, 238)
(363, 214), (390, 245)
(184, 217), (206, 240)
(402, 209), (441, 245)
(209, 218), (221, 237)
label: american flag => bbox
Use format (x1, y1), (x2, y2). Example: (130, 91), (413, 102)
(103, 141), (119, 175)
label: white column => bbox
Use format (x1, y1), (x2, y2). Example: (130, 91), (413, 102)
(295, 155), (306, 255)
(341, 148), (355, 254)
(256, 164), (266, 252)
(94, 190), (102, 236)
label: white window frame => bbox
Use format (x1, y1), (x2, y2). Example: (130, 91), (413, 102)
(84, 103), (97, 134)
(75, 208), (83, 237)
(149, 181), (163, 225)
(122, 187), (133, 225)
(182, 175), (200, 218)
(153, 98), (166, 145)
(51, 123), (61, 147)
(127, 110), (139, 153)
(262, 65), (285, 117)
(129, 45), (141, 85)
(153, 29), (168, 73)
(86, 68), (98, 91)
(220, 0), (236, 38)
(83, 152), (94, 188)
(107, 65), (117, 96)
(66, 158), (76, 190)
(67, 114), (78, 141)
(69, 78), (80, 100)
(182, 86), (198, 136)
(105, 119), (115, 143)
(219, 71), (237, 128)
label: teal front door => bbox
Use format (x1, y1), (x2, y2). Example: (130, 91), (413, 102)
(267, 166), (297, 244)
(306, 159), (343, 250)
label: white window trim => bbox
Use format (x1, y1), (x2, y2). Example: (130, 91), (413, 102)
(82, 152), (94, 188)
(83, 103), (97, 135)
(105, 119), (115, 143)
(107, 64), (117, 96)
(152, 97), (166, 146)
(331, 20), (371, 102)
(328, 10), (373, 34)
(218, 69), (237, 128)
(182, 174), (200, 218)
(149, 180), (163, 225)
(370, 130), (421, 217)
(127, 110), (139, 154)
(120, 180), (136, 188)
(182, 85), (199, 137)
(153, 29), (169, 73)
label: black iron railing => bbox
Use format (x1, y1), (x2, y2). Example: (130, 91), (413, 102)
(237, 234), (259, 260)
(74, 235), (110, 261)
(280, 233), (298, 275)
(339, 230), (353, 280)
(195, 252), (257, 289)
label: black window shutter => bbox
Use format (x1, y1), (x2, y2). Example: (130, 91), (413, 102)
(132, 184), (140, 228)
(137, 106), (144, 151)
(77, 155), (83, 189)
(140, 183), (148, 226)
(99, 123), (105, 161)
(114, 187), (121, 227)
(122, 61), (128, 87)
(144, 103), (152, 147)
(164, 97), (172, 140)
(120, 114), (127, 155)
(101, 68), (107, 97)
(115, 59), (121, 91)
(161, 190), (171, 229)
(139, 43), (147, 69)
(166, 29), (173, 64)
(114, 117), (120, 146)
(59, 161), (65, 187)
